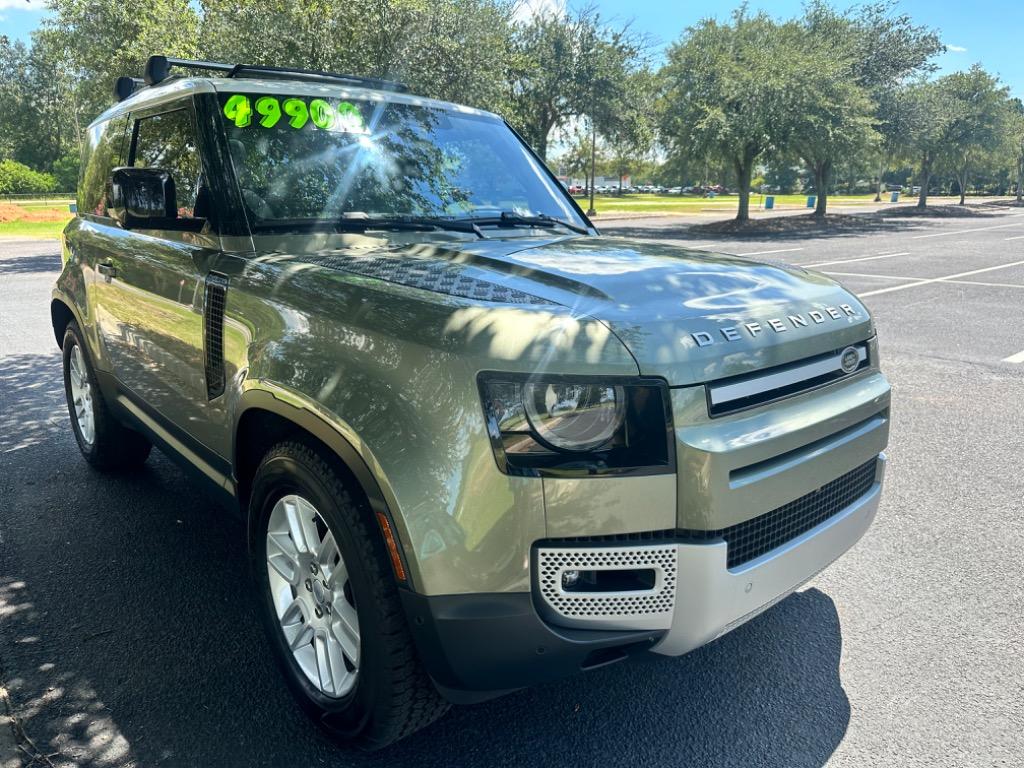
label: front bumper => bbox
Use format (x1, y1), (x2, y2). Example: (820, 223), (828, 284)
(404, 454), (884, 699)
(654, 454), (883, 655)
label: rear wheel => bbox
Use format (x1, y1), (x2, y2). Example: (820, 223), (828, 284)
(249, 441), (449, 750)
(62, 322), (151, 471)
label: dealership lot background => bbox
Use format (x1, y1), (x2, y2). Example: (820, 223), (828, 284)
(1, 205), (1021, 766)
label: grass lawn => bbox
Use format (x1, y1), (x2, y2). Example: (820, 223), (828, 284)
(0, 200), (73, 239)
(580, 192), (897, 215)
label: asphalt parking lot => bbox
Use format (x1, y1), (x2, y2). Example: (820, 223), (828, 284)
(1, 206), (1022, 767)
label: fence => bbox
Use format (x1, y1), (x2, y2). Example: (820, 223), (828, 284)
(0, 193), (76, 204)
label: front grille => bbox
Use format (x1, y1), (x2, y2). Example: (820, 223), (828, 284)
(707, 343), (869, 417)
(681, 458), (878, 568)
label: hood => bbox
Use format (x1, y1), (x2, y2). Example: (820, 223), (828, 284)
(270, 233), (874, 386)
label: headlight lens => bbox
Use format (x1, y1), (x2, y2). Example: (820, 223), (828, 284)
(523, 382), (624, 452)
(478, 373), (673, 477)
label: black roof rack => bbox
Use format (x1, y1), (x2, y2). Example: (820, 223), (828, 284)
(141, 55), (408, 93)
(114, 76), (144, 101)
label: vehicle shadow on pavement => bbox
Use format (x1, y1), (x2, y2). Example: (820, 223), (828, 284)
(0, 247), (62, 277)
(0, 353), (849, 768)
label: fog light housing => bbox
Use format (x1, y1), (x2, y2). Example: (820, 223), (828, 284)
(561, 570), (580, 589)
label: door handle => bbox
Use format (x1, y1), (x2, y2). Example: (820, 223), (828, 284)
(97, 263), (117, 282)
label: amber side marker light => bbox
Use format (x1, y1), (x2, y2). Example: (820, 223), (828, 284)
(376, 512), (407, 582)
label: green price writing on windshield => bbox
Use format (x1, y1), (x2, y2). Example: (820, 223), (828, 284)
(223, 95), (367, 134)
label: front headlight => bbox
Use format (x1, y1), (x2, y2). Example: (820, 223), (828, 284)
(523, 382), (625, 452)
(478, 374), (673, 477)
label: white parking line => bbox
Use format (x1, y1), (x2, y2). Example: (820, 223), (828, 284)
(805, 251), (911, 268)
(1004, 235), (1024, 241)
(911, 222), (1024, 239)
(1002, 350), (1024, 364)
(734, 247), (804, 256)
(823, 271), (926, 282)
(941, 279), (1024, 289)
(858, 259), (1024, 297)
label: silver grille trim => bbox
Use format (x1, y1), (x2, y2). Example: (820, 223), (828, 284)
(708, 344), (868, 413)
(536, 545), (677, 631)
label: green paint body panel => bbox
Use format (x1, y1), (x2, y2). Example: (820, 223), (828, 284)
(53, 77), (890, 601)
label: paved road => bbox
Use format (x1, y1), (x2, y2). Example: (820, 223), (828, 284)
(1, 206), (1022, 766)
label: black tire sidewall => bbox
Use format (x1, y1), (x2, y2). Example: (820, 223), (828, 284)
(62, 323), (100, 461)
(249, 447), (389, 740)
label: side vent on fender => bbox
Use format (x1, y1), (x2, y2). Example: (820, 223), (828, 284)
(203, 272), (229, 399)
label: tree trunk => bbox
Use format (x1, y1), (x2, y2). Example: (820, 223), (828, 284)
(1017, 156), (1023, 202)
(735, 159), (753, 222)
(958, 169), (967, 205)
(874, 159), (884, 202)
(812, 160), (831, 219)
(917, 154), (931, 208)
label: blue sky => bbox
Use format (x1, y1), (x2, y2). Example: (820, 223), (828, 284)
(2, 0), (1020, 98)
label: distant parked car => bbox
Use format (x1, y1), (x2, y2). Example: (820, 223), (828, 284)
(911, 186), (921, 195)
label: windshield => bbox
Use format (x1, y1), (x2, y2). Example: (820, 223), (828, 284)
(217, 91), (586, 231)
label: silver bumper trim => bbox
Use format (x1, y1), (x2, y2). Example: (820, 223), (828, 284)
(652, 455), (885, 656)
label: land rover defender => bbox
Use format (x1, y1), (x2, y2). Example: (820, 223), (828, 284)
(52, 56), (890, 749)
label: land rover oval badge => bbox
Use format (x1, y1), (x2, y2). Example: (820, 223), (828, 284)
(840, 346), (860, 373)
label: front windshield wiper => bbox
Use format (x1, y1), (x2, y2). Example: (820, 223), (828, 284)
(461, 211), (590, 236)
(337, 214), (484, 239)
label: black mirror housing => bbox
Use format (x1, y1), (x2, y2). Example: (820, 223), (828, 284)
(108, 167), (177, 228)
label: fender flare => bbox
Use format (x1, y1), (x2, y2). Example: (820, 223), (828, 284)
(234, 384), (418, 590)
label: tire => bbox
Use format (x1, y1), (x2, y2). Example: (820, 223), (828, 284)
(249, 440), (449, 750)
(62, 321), (152, 471)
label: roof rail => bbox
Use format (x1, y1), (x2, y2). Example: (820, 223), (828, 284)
(142, 55), (408, 92)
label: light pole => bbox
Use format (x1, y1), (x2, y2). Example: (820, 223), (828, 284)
(587, 122), (597, 217)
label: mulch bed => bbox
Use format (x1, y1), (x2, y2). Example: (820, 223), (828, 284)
(688, 213), (884, 236)
(877, 204), (997, 218)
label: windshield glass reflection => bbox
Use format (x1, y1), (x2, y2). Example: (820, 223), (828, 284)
(219, 93), (584, 231)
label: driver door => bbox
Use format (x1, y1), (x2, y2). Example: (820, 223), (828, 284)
(92, 99), (228, 457)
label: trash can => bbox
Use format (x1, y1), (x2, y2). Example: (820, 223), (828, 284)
(69, 203), (77, 213)
(764, 196), (775, 210)
(890, 191), (899, 203)
(806, 196), (816, 208)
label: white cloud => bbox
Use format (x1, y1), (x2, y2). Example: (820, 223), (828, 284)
(945, 43), (968, 53)
(0, 0), (46, 9)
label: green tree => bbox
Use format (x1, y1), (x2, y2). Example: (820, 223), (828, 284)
(1010, 100), (1024, 202)
(506, 6), (643, 161)
(936, 66), (1010, 205)
(660, 10), (798, 221)
(889, 79), (952, 208)
(198, 0), (513, 112)
(791, 1), (942, 216)
(595, 69), (655, 192)
(41, 0), (200, 121)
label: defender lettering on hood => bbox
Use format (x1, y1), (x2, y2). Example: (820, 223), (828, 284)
(690, 304), (860, 347)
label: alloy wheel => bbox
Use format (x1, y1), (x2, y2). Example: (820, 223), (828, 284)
(69, 344), (95, 446)
(266, 494), (360, 698)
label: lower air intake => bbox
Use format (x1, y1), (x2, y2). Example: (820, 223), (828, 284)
(535, 545), (677, 631)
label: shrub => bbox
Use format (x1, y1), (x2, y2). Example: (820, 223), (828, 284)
(0, 160), (58, 195)
(51, 152), (81, 192)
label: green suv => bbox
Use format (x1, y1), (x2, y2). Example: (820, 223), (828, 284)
(52, 56), (890, 749)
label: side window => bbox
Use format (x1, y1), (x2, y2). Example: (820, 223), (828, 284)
(79, 116), (127, 217)
(130, 109), (203, 218)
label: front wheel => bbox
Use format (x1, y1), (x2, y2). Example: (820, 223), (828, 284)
(249, 441), (449, 750)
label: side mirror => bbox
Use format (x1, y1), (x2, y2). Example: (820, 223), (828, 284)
(108, 167), (177, 229)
